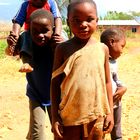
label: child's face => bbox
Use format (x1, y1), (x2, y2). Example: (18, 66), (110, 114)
(30, 17), (53, 46)
(67, 2), (98, 40)
(31, 0), (47, 8)
(110, 37), (126, 59)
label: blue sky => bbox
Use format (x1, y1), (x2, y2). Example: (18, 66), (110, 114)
(0, 0), (140, 21)
(0, 0), (22, 21)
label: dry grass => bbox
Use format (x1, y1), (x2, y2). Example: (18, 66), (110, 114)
(0, 21), (12, 32)
(0, 57), (24, 80)
(0, 21), (12, 39)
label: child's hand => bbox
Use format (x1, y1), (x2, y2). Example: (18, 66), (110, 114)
(7, 31), (19, 55)
(103, 114), (114, 134)
(19, 63), (33, 73)
(113, 86), (127, 103)
(7, 31), (19, 46)
(113, 93), (122, 103)
(52, 121), (63, 139)
(52, 34), (64, 44)
(50, 34), (64, 51)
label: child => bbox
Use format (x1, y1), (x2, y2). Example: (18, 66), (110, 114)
(6, 0), (63, 72)
(100, 28), (127, 140)
(7, 9), (63, 140)
(51, 0), (114, 140)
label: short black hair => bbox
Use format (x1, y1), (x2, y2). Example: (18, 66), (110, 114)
(100, 28), (125, 45)
(29, 9), (54, 27)
(67, 0), (97, 18)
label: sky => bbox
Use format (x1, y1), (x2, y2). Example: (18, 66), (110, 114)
(95, 0), (140, 17)
(0, 0), (140, 21)
(0, 0), (22, 21)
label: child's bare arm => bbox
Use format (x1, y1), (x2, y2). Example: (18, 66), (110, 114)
(19, 52), (33, 73)
(113, 86), (127, 102)
(51, 44), (64, 138)
(51, 75), (63, 138)
(12, 23), (21, 37)
(6, 23), (21, 55)
(103, 45), (114, 134)
(54, 17), (62, 36)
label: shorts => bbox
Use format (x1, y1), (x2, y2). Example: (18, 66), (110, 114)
(55, 116), (105, 140)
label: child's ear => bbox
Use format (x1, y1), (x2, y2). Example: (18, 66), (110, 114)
(109, 38), (115, 46)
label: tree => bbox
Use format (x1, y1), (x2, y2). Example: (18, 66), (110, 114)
(102, 11), (140, 20)
(102, 11), (133, 20)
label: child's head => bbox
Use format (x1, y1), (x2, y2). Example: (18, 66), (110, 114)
(100, 28), (126, 59)
(67, 0), (98, 40)
(29, 9), (54, 46)
(30, 0), (47, 8)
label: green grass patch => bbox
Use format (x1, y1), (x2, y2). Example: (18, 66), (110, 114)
(0, 39), (7, 59)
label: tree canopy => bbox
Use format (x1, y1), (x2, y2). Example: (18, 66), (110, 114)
(99, 11), (140, 20)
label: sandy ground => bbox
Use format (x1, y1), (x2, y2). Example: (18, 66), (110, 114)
(0, 45), (140, 140)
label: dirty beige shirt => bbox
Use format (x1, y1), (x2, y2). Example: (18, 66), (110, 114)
(52, 42), (111, 126)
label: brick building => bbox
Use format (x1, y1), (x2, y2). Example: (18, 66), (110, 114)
(97, 20), (140, 33)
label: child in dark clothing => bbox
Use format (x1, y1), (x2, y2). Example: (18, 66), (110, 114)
(6, 9), (63, 140)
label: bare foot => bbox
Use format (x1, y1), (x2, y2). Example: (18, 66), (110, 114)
(19, 63), (33, 73)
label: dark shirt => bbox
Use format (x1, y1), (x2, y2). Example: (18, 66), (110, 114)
(20, 31), (53, 106)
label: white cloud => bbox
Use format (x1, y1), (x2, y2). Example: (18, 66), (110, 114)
(95, 0), (140, 13)
(106, 0), (140, 12)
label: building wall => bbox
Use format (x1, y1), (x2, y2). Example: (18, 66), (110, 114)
(97, 25), (140, 34)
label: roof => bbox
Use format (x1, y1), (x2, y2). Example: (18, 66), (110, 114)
(98, 20), (140, 26)
(134, 17), (140, 24)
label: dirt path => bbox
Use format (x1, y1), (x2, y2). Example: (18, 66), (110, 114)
(0, 58), (53, 140)
(0, 46), (140, 140)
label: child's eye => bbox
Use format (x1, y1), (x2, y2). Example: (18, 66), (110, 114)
(72, 19), (81, 24)
(87, 17), (94, 22)
(42, 29), (49, 33)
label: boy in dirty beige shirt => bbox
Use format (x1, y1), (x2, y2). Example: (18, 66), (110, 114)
(51, 0), (114, 140)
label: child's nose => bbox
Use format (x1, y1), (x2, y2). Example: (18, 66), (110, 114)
(80, 21), (87, 28)
(38, 33), (44, 38)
